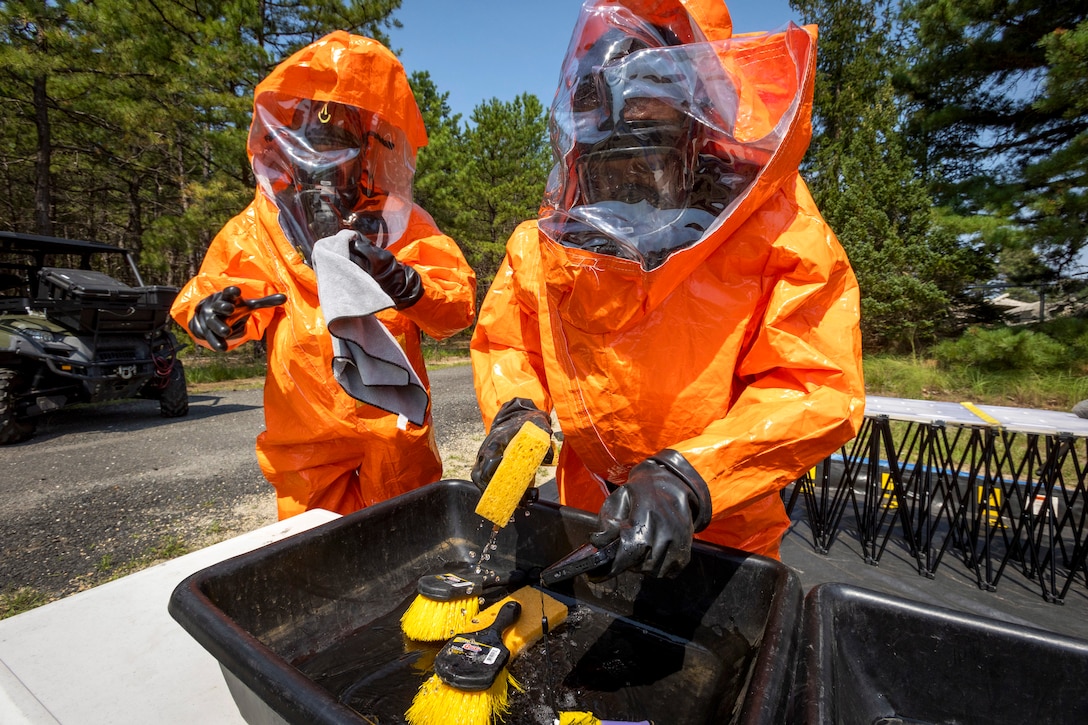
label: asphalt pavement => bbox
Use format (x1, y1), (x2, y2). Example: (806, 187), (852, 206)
(6, 361), (1088, 647)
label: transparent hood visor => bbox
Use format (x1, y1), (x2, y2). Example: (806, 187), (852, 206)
(543, 38), (781, 270)
(249, 93), (415, 260)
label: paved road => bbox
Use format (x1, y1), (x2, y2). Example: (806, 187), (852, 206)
(0, 363), (482, 602)
(6, 362), (1088, 644)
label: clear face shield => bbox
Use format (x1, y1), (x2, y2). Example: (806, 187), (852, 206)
(543, 39), (762, 270)
(249, 93), (415, 262)
(573, 93), (693, 210)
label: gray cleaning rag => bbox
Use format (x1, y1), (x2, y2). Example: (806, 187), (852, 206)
(311, 229), (428, 426)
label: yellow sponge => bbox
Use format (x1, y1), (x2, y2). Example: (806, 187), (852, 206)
(467, 585), (569, 657)
(474, 421), (552, 527)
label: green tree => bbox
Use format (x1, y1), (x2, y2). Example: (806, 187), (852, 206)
(254, 0), (401, 58)
(454, 93), (551, 298)
(898, 0), (1088, 286)
(0, 1), (84, 237)
(409, 70), (466, 238)
(68, 0), (263, 280)
(0, 0), (403, 285)
(790, 0), (990, 351)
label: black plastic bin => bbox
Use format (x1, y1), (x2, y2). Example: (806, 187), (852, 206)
(794, 582), (1088, 724)
(169, 480), (803, 725)
(38, 267), (141, 302)
(38, 267), (177, 333)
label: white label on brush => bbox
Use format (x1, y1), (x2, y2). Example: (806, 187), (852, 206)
(483, 646), (500, 665)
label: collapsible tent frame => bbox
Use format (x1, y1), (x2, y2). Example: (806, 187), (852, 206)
(786, 396), (1088, 604)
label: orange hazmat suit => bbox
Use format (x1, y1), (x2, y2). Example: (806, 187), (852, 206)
(172, 32), (476, 520)
(471, 0), (865, 559)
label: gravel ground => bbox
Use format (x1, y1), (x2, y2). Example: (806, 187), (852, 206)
(0, 363), (484, 614)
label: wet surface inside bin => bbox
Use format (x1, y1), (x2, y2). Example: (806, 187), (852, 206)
(169, 480), (802, 725)
(795, 582), (1088, 725)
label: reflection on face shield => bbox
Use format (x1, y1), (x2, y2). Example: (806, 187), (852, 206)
(250, 94), (414, 263)
(570, 31), (652, 116)
(289, 101), (365, 238)
(576, 146), (686, 207)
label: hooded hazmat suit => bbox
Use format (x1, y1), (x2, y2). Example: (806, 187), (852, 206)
(470, 0), (865, 560)
(172, 32), (476, 520)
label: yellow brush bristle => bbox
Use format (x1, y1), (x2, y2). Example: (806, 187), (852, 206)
(406, 587), (568, 725)
(474, 421), (552, 527)
(558, 713), (601, 725)
(401, 593), (481, 642)
(405, 670), (522, 725)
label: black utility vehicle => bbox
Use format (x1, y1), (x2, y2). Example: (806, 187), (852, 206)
(0, 231), (188, 444)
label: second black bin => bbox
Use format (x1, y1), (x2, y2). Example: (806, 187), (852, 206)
(795, 582), (1088, 724)
(169, 480), (803, 725)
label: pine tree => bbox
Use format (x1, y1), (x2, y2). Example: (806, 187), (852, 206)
(0, 1), (84, 237)
(0, 1), (404, 284)
(790, 0), (991, 351)
(409, 70), (466, 240)
(454, 94), (551, 297)
(899, 0), (1088, 286)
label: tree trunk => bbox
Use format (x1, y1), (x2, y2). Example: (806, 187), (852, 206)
(33, 74), (53, 236)
(128, 177), (144, 256)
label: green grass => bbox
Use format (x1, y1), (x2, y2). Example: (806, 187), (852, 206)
(184, 357), (267, 384)
(90, 536), (192, 584)
(1, 587), (50, 618)
(864, 354), (1088, 488)
(863, 354), (1088, 411)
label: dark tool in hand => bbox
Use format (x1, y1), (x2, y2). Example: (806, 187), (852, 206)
(189, 286), (287, 352)
(540, 539), (620, 587)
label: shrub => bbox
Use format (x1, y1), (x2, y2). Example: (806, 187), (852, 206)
(1033, 316), (1088, 345)
(931, 327), (1069, 372)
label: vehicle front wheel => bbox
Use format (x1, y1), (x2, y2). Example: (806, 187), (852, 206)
(158, 359), (189, 418)
(0, 368), (35, 444)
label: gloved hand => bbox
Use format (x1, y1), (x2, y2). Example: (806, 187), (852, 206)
(348, 235), (423, 309)
(188, 286), (286, 352)
(471, 398), (552, 492)
(589, 450), (712, 579)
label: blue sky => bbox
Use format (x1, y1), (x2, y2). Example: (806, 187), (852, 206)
(387, 1), (799, 122)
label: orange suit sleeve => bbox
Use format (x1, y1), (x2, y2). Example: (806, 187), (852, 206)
(470, 222), (552, 429)
(169, 203), (284, 351)
(672, 179), (866, 519)
(393, 208), (477, 341)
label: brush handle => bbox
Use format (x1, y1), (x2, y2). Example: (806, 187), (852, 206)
(416, 568), (528, 600)
(488, 599), (522, 634)
(434, 600), (523, 691)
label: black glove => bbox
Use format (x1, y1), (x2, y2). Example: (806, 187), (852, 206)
(589, 450), (712, 579)
(188, 286), (286, 352)
(348, 235), (423, 309)
(471, 398), (552, 492)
